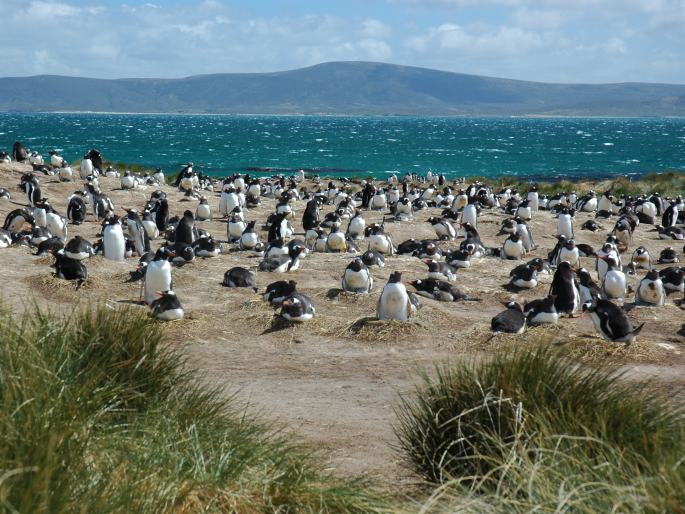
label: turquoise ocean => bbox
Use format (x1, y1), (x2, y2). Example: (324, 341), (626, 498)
(1, 113), (684, 180)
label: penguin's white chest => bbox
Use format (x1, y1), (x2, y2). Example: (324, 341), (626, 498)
(103, 225), (125, 261)
(378, 285), (409, 321)
(145, 261), (172, 304)
(604, 272), (626, 298)
(557, 215), (573, 238)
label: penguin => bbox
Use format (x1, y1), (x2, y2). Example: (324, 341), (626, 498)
(341, 258), (374, 293)
(48, 150), (64, 168)
(143, 247), (174, 305)
(153, 168), (165, 184)
(67, 194), (87, 225)
(223, 267), (257, 290)
(514, 199), (532, 221)
(427, 217), (456, 240)
(170, 244), (195, 266)
(491, 302), (526, 334)
(514, 218), (536, 252)
(577, 268), (603, 304)
(657, 247), (679, 264)
(30, 226), (51, 245)
(527, 186), (539, 212)
(662, 203), (679, 227)
(629, 246), (652, 272)
(226, 212), (247, 243)
(361, 250), (385, 268)
(280, 293), (316, 322)
(445, 248), (471, 269)
(64, 235), (95, 261)
(124, 209), (150, 256)
(102, 216), (126, 262)
(262, 280), (298, 306)
(524, 296), (559, 325)
(575, 192), (598, 212)
(377, 271), (417, 321)
(659, 267), (684, 293)
(394, 197), (413, 221)
(596, 241), (621, 280)
(556, 208), (574, 239)
(413, 240), (442, 260)
(175, 210), (197, 245)
(51, 250), (87, 286)
(121, 171), (136, 190)
(549, 261), (581, 316)
(152, 198), (169, 231)
(397, 238), (421, 255)
(367, 225), (394, 255)
(193, 236), (221, 257)
(635, 270), (666, 306)
(258, 244), (305, 272)
(409, 278), (479, 302)
(35, 236), (64, 256)
(655, 225), (684, 240)
(267, 212), (293, 242)
(326, 226), (347, 253)
(21, 173), (41, 206)
(558, 239), (580, 267)
(346, 211), (366, 240)
(460, 202), (478, 232)
(264, 239), (289, 260)
(583, 299), (644, 344)
(425, 259), (457, 282)
(12, 141), (28, 162)
(576, 243), (596, 258)
(509, 259), (545, 290)
(0, 229), (12, 249)
(3, 208), (35, 233)
(581, 219), (600, 232)
(302, 197), (321, 230)
(195, 196), (211, 221)
(219, 186), (240, 217)
(0, 188), (10, 201)
(141, 210), (159, 240)
(600, 256), (627, 300)
(58, 163), (73, 182)
(370, 188), (387, 210)
(501, 232), (525, 260)
(150, 291), (184, 321)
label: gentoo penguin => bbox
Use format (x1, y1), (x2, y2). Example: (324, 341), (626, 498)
(150, 291), (184, 321)
(58, 163), (73, 182)
(302, 197), (321, 231)
(655, 225), (685, 240)
(313, 229), (328, 253)
(377, 271), (417, 321)
(575, 191), (598, 212)
(460, 222), (485, 256)
(657, 247), (679, 264)
(635, 270), (666, 306)
(445, 248), (471, 269)
(0, 188), (10, 201)
(64, 235), (94, 261)
(361, 250), (385, 268)
(596, 241), (621, 280)
(341, 258), (374, 293)
(141, 210), (159, 240)
(524, 296), (559, 325)
(267, 212), (293, 242)
(326, 226), (347, 253)
(409, 278), (479, 302)
(370, 188), (387, 210)
(581, 219), (600, 232)
(414, 240), (442, 259)
(558, 239), (580, 267)
(491, 302), (526, 334)
(425, 259), (457, 282)
(427, 217), (456, 240)
(583, 299), (644, 344)
(629, 246), (652, 273)
(51, 250), (87, 286)
(576, 243), (596, 258)
(21, 173), (41, 206)
(153, 168), (165, 184)
(556, 208), (574, 239)
(67, 194), (87, 225)
(549, 261), (581, 317)
(227, 212), (247, 243)
(394, 197), (413, 221)
(280, 293), (316, 322)
(102, 216), (126, 262)
(30, 226), (51, 245)
(12, 141), (28, 162)
(577, 268), (603, 304)
(80, 155), (94, 179)
(143, 247), (174, 305)
(600, 256), (627, 300)
(509, 262), (540, 289)
(48, 150), (64, 168)
(195, 196), (211, 221)
(367, 225), (394, 255)
(527, 186), (539, 212)
(223, 267), (257, 290)
(170, 244), (195, 266)
(346, 211), (366, 240)
(0, 229), (12, 248)
(121, 171), (136, 190)
(659, 267), (685, 293)
(258, 244), (304, 273)
(514, 199), (532, 221)
(501, 232), (525, 260)
(460, 202), (478, 232)
(3, 208), (34, 233)
(662, 203), (679, 227)
(124, 209), (150, 256)
(35, 236), (64, 256)
(175, 210), (197, 245)
(262, 280), (298, 306)
(219, 186), (240, 217)
(193, 236), (221, 257)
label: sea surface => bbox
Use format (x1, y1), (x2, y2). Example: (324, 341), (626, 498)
(1, 113), (684, 180)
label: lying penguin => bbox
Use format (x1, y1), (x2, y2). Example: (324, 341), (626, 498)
(583, 299), (644, 345)
(409, 278), (479, 303)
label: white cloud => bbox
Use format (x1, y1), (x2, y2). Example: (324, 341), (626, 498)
(362, 18), (392, 38)
(26, 1), (80, 18)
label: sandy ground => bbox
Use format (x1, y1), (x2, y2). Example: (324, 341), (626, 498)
(1, 161), (684, 489)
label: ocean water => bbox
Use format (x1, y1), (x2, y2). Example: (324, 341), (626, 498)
(1, 113), (684, 180)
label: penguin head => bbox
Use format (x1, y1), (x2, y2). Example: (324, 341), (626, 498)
(388, 271), (403, 284)
(348, 258), (364, 272)
(564, 239), (576, 250)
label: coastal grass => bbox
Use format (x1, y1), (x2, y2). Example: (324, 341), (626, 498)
(396, 347), (685, 513)
(0, 304), (387, 513)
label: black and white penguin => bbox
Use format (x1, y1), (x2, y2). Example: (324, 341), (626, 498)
(657, 247), (679, 264)
(124, 209), (150, 257)
(514, 199), (532, 221)
(326, 226), (347, 253)
(445, 248), (471, 269)
(195, 196), (212, 221)
(581, 219), (600, 232)
(0, 188), (10, 201)
(30, 226), (51, 245)
(655, 225), (684, 240)
(341, 258), (374, 293)
(280, 293), (316, 322)
(102, 215), (126, 261)
(509, 262), (540, 289)
(143, 247), (174, 304)
(635, 269), (666, 306)
(409, 278), (479, 302)
(427, 217), (456, 240)
(193, 236), (221, 258)
(659, 267), (684, 293)
(64, 235), (95, 261)
(21, 173), (41, 206)
(600, 256), (627, 300)
(501, 232), (525, 260)
(491, 302), (526, 334)
(549, 261), (581, 316)
(629, 246), (652, 273)
(556, 208), (574, 239)
(258, 244), (305, 273)
(367, 224), (394, 255)
(3, 208), (35, 233)
(662, 203), (679, 228)
(377, 272), (417, 321)
(0, 229), (12, 248)
(583, 299), (644, 344)
(577, 268), (602, 304)
(51, 250), (88, 285)
(425, 259), (457, 282)
(175, 210), (197, 245)
(67, 194), (87, 225)
(302, 197), (321, 231)
(346, 210), (366, 240)
(262, 280), (298, 306)
(524, 296), (559, 325)
(12, 141), (28, 162)
(558, 239), (580, 267)
(361, 250), (385, 268)
(170, 243), (195, 266)
(150, 291), (184, 321)
(223, 267), (257, 290)
(35, 236), (64, 256)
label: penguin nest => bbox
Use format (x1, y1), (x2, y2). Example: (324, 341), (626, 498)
(34, 256), (54, 266)
(239, 299), (349, 336)
(25, 273), (105, 303)
(340, 317), (427, 343)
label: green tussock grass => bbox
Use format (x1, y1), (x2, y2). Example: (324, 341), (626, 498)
(396, 348), (685, 513)
(0, 305), (387, 513)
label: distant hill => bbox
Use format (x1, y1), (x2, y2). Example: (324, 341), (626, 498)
(1, 61), (685, 116)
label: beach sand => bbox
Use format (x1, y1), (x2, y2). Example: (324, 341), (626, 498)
(1, 161), (683, 488)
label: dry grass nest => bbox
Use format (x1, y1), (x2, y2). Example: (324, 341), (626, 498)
(338, 316), (429, 343)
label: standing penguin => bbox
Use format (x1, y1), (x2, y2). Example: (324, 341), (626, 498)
(527, 186), (539, 212)
(377, 271), (417, 321)
(124, 209), (150, 257)
(635, 270), (666, 306)
(460, 202), (478, 232)
(175, 210), (197, 245)
(195, 196), (212, 221)
(67, 194), (87, 225)
(501, 232), (525, 260)
(600, 256), (627, 300)
(549, 261), (581, 317)
(556, 208), (574, 239)
(102, 216), (126, 262)
(143, 247), (174, 305)
(583, 299), (644, 344)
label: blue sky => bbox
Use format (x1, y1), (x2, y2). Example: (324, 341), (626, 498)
(2, 0), (685, 83)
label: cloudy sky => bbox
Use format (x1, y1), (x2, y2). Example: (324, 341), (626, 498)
(3, 0), (685, 83)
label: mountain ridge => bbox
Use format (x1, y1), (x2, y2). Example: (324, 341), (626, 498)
(2, 61), (685, 116)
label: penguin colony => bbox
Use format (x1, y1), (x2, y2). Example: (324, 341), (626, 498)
(1, 141), (684, 343)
